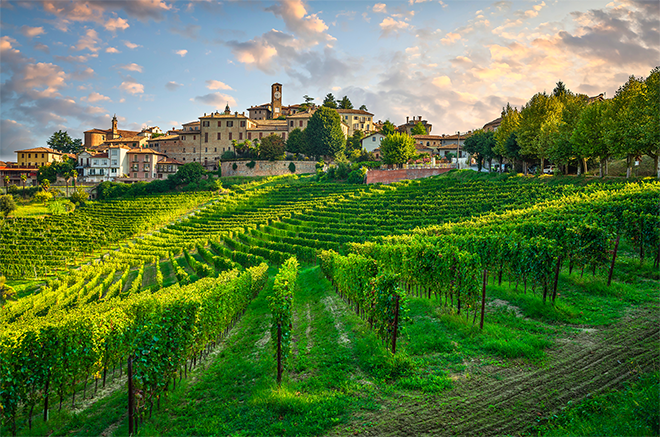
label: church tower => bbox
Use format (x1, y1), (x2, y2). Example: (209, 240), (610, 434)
(111, 114), (118, 140)
(271, 83), (282, 118)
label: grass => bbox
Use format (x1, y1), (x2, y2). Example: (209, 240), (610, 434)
(9, 202), (50, 218)
(531, 372), (659, 436)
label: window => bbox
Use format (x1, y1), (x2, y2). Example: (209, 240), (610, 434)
(205, 147), (208, 152)
(248, 133), (252, 140)
(42, 154), (45, 158)
(204, 133), (208, 143)
(217, 121), (221, 127)
(21, 154), (24, 158)
(214, 147), (217, 152)
(239, 132), (243, 140)
(229, 133), (232, 140)
(299, 120), (303, 127)
(133, 143), (137, 147)
(28, 154), (31, 158)
(290, 121), (294, 127)
(193, 136), (196, 140)
(372, 137), (376, 142)
(217, 133), (221, 140)
(183, 158), (186, 161)
(181, 135), (186, 140)
(183, 148), (186, 152)
(240, 121), (245, 127)
(282, 132), (286, 140)
(193, 148), (196, 153)
(259, 133), (263, 139)
(227, 121), (234, 127)
(133, 173), (137, 178)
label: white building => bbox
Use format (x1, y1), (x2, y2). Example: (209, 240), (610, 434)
(77, 145), (130, 182)
(361, 132), (386, 153)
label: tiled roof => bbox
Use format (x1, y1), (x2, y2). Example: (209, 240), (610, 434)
(199, 112), (248, 119)
(159, 158), (184, 165)
(182, 121), (200, 126)
(147, 134), (179, 141)
(336, 109), (374, 116)
(254, 119), (288, 126)
(15, 147), (62, 154)
(413, 135), (443, 140)
(127, 148), (166, 155)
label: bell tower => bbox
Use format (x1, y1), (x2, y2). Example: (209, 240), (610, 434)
(111, 114), (118, 140)
(271, 83), (282, 118)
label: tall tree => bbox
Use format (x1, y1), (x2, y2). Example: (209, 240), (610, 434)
(552, 81), (569, 98)
(548, 93), (587, 174)
(380, 120), (397, 136)
(286, 128), (308, 155)
(338, 96), (353, 109)
(464, 130), (496, 172)
(380, 132), (417, 166)
(571, 100), (611, 177)
(518, 92), (563, 172)
(410, 122), (427, 136)
(260, 134), (286, 161)
(322, 93), (338, 109)
(47, 130), (83, 154)
(359, 104), (368, 111)
(494, 103), (521, 165)
(300, 95), (315, 112)
(605, 75), (647, 178)
(347, 130), (364, 152)
(305, 106), (345, 159)
(639, 67), (660, 178)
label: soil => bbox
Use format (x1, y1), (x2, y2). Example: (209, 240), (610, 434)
(332, 308), (659, 436)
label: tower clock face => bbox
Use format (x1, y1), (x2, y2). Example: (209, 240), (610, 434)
(274, 91), (281, 99)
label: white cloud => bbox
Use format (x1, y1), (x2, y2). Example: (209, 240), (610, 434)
(124, 41), (141, 49)
(119, 77), (145, 94)
(175, 49), (188, 57)
(379, 17), (411, 36)
(73, 29), (100, 53)
(20, 26), (45, 38)
(105, 16), (129, 31)
(191, 92), (237, 107)
(117, 63), (144, 72)
(205, 80), (233, 90)
(265, 0), (332, 44)
(106, 47), (120, 53)
(432, 76), (452, 88)
(373, 3), (387, 13)
(440, 31), (461, 45)
(84, 92), (111, 103)
(165, 81), (183, 91)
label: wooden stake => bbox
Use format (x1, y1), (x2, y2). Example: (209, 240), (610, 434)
(480, 269), (487, 330)
(607, 235), (620, 287)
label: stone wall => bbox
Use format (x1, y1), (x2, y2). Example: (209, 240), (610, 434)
(365, 167), (452, 184)
(221, 160), (316, 177)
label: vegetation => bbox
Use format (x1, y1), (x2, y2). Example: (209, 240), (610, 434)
(259, 134), (286, 161)
(380, 132), (417, 165)
(46, 130), (83, 155)
(305, 106), (345, 159)
(0, 195), (17, 218)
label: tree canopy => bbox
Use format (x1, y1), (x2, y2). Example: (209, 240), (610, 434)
(463, 130), (496, 172)
(322, 93), (338, 109)
(338, 96), (353, 109)
(305, 106), (345, 159)
(380, 132), (417, 165)
(286, 128), (308, 155)
(173, 162), (206, 185)
(410, 122), (427, 136)
(260, 134), (286, 161)
(47, 130), (83, 154)
(380, 120), (397, 136)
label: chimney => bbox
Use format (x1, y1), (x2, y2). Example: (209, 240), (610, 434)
(406, 116), (409, 123)
(418, 115), (422, 121)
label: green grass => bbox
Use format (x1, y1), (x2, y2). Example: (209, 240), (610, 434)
(531, 372), (659, 437)
(9, 202), (50, 218)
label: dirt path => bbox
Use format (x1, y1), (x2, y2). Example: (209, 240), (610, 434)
(334, 309), (659, 436)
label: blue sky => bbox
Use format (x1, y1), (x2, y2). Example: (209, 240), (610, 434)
(1, 0), (658, 161)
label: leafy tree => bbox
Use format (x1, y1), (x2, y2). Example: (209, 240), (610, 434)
(286, 128), (308, 155)
(639, 67), (660, 178)
(46, 130), (83, 154)
(0, 194), (16, 218)
(20, 174), (27, 198)
(3, 176), (8, 195)
(348, 130), (364, 152)
(303, 95), (314, 104)
(463, 130), (496, 172)
(40, 179), (51, 192)
(38, 155), (75, 184)
(518, 92), (563, 172)
(494, 103), (521, 160)
(322, 93), (338, 109)
(547, 93), (587, 174)
(305, 106), (345, 159)
(69, 187), (88, 204)
(359, 104), (368, 111)
(380, 132), (416, 166)
(34, 191), (52, 204)
(173, 162), (206, 185)
(410, 122), (427, 136)
(552, 81), (569, 98)
(605, 75), (647, 178)
(259, 134), (286, 161)
(338, 96), (353, 109)
(380, 120), (397, 136)
(300, 95), (315, 112)
(571, 100), (611, 177)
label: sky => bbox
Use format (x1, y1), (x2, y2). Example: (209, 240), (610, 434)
(1, 0), (658, 161)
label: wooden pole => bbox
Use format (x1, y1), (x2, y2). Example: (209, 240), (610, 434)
(276, 322), (283, 386)
(607, 235), (620, 287)
(392, 295), (400, 354)
(552, 256), (561, 303)
(480, 269), (487, 330)
(128, 356), (134, 436)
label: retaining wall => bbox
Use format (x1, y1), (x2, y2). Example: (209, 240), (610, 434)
(221, 160), (316, 177)
(365, 167), (452, 184)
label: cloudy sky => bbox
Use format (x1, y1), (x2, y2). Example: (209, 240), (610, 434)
(1, 0), (658, 161)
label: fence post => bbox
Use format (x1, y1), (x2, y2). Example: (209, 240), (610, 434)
(607, 235), (620, 286)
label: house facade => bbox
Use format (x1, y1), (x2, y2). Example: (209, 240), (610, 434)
(125, 149), (166, 181)
(361, 132), (385, 153)
(15, 147), (65, 167)
(398, 116), (432, 135)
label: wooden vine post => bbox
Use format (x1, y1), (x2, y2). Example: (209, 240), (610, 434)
(128, 355), (135, 436)
(392, 294), (400, 354)
(607, 235), (620, 287)
(552, 256), (562, 303)
(276, 322), (283, 386)
(480, 269), (487, 330)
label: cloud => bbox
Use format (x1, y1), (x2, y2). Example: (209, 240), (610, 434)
(170, 24), (201, 40)
(373, 3), (387, 13)
(116, 63), (144, 72)
(0, 120), (35, 161)
(20, 25), (45, 38)
(124, 41), (141, 49)
(119, 77), (144, 94)
(265, 0), (332, 43)
(1, 36), (24, 66)
(34, 43), (49, 53)
(71, 67), (95, 80)
(106, 47), (120, 53)
(73, 29), (100, 53)
(84, 92), (111, 102)
(432, 76), (452, 88)
(105, 16), (129, 31)
(191, 92), (237, 107)
(440, 31), (461, 45)
(379, 17), (412, 37)
(175, 49), (188, 57)
(165, 81), (182, 91)
(4, 62), (68, 99)
(54, 55), (89, 63)
(205, 80), (233, 90)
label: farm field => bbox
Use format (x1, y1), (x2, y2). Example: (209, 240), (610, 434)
(1, 171), (658, 436)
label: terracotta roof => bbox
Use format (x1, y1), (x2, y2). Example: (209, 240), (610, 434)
(182, 121), (200, 126)
(158, 158), (184, 165)
(105, 136), (142, 143)
(413, 135), (443, 140)
(85, 128), (140, 137)
(147, 134), (179, 141)
(15, 147), (62, 154)
(287, 110), (315, 118)
(249, 103), (271, 110)
(94, 153), (109, 158)
(336, 109), (374, 116)
(84, 128), (109, 134)
(199, 112), (248, 119)
(254, 119), (287, 127)
(127, 148), (166, 155)
(362, 132), (385, 140)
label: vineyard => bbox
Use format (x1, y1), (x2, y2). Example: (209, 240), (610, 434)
(1, 172), (658, 436)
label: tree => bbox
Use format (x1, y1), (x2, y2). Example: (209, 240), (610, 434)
(518, 92), (563, 172)
(359, 104), (368, 111)
(494, 103), (521, 161)
(605, 75), (647, 178)
(63, 172), (71, 197)
(286, 128), (308, 155)
(40, 179), (51, 192)
(338, 96), (353, 109)
(69, 187), (88, 204)
(548, 93), (587, 174)
(552, 81), (569, 98)
(380, 132), (417, 166)
(348, 130), (364, 152)
(38, 155), (75, 184)
(47, 130), (83, 154)
(410, 122), (427, 136)
(380, 120), (397, 136)
(571, 100), (611, 177)
(71, 170), (78, 189)
(305, 106), (345, 159)
(3, 176), (8, 194)
(322, 93), (337, 109)
(639, 67), (660, 178)
(0, 194), (16, 218)
(300, 95), (315, 112)
(173, 162), (206, 185)
(463, 130), (496, 172)
(20, 174), (27, 198)
(259, 134), (286, 161)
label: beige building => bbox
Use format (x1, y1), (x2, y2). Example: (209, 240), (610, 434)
(84, 115), (141, 150)
(336, 109), (375, 138)
(15, 147), (66, 167)
(399, 116), (432, 135)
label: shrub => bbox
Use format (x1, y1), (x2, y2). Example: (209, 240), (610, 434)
(347, 167), (367, 184)
(0, 195), (17, 217)
(288, 162), (296, 173)
(34, 191), (53, 204)
(69, 187), (88, 204)
(232, 163), (238, 170)
(246, 160), (256, 169)
(221, 151), (236, 160)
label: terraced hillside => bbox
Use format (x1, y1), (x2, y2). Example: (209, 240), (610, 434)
(1, 172), (658, 436)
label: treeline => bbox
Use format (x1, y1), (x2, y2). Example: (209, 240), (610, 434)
(464, 67), (659, 178)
